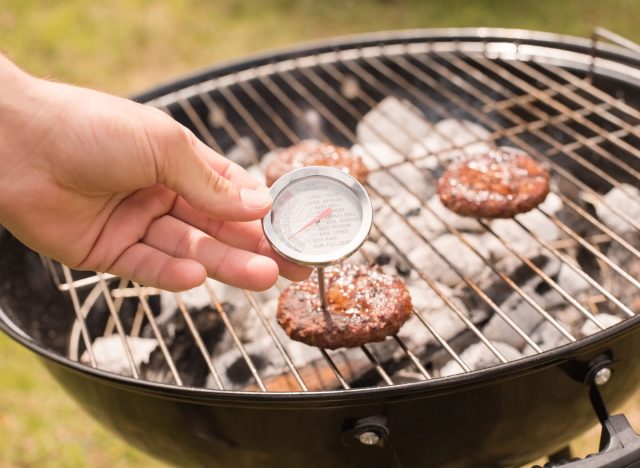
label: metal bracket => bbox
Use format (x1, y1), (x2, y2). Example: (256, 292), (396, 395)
(341, 415), (390, 448)
(539, 354), (640, 467)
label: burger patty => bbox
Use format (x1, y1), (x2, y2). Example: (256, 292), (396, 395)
(265, 140), (369, 186)
(437, 149), (550, 218)
(277, 264), (413, 349)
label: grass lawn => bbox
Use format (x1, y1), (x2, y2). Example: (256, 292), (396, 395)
(1, 0), (640, 466)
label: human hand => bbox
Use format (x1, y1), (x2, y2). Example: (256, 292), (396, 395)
(0, 55), (310, 291)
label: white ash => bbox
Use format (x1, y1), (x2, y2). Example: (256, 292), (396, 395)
(482, 300), (546, 350)
(398, 282), (470, 348)
(529, 320), (572, 352)
(487, 193), (563, 259)
(389, 163), (435, 199)
(367, 170), (406, 199)
(225, 136), (257, 168)
(409, 118), (492, 163)
(439, 341), (524, 378)
(81, 335), (157, 377)
(208, 336), (287, 389)
(556, 264), (591, 297)
(581, 313), (623, 337)
(595, 184), (640, 234)
(408, 233), (491, 287)
(420, 194), (486, 235)
(481, 255), (568, 350)
(357, 96), (432, 154)
(351, 142), (405, 170)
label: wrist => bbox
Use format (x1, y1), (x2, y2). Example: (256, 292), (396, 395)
(0, 55), (50, 221)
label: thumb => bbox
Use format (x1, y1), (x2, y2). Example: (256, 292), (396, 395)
(158, 125), (272, 221)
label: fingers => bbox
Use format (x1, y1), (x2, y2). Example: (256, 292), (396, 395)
(144, 215), (281, 291)
(157, 125), (271, 222)
(109, 243), (207, 292)
(170, 197), (311, 282)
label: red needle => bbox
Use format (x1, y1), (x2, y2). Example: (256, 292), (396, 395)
(288, 207), (333, 240)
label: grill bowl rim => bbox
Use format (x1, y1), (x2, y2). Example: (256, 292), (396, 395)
(1, 295), (639, 404)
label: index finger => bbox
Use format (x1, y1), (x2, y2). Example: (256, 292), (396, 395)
(195, 138), (265, 190)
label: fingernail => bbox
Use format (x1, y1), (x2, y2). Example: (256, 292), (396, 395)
(241, 187), (272, 209)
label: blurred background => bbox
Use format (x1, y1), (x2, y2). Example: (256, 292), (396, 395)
(1, 0), (640, 466)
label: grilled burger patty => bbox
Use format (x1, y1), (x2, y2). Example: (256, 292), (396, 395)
(265, 140), (369, 186)
(277, 264), (412, 349)
(437, 149), (550, 218)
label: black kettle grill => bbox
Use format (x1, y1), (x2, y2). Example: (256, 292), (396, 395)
(1, 28), (640, 467)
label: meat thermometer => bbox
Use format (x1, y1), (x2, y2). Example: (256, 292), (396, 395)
(262, 166), (372, 309)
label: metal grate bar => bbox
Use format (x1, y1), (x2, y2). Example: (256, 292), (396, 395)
(177, 95), (221, 152)
(235, 79), (302, 147)
(546, 123), (640, 159)
(319, 349), (352, 389)
(134, 283), (183, 386)
(538, 206), (640, 292)
(372, 222), (508, 363)
(103, 278), (131, 338)
(509, 59), (640, 167)
(558, 194), (640, 261)
(544, 62), (640, 139)
(197, 86), (239, 155)
(98, 277), (140, 378)
(474, 56), (640, 185)
(46, 258), (116, 292)
(478, 220), (604, 330)
(242, 291), (308, 391)
(216, 85), (278, 153)
(510, 218), (636, 318)
(360, 344), (394, 385)
(203, 283), (267, 392)
(63, 266), (97, 367)
(174, 293), (224, 389)
(393, 335), (431, 380)
(67, 283), (104, 362)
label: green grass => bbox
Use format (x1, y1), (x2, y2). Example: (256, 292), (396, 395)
(2, 0), (640, 95)
(0, 334), (165, 467)
(2, 0), (640, 466)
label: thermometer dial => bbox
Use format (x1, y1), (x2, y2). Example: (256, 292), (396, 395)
(262, 166), (372, 267)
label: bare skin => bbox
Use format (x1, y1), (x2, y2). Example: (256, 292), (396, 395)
(0, 54), (310, 291)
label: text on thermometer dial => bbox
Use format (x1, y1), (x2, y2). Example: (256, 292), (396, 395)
(262, 166), (372, 267)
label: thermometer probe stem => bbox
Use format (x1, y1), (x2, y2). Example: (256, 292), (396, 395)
(317, 267), (327, 311)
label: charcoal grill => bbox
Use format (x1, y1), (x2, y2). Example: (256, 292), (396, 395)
(1, 28), (640, 467)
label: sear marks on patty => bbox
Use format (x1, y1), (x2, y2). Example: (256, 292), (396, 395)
(277, 263), (413, 349)
(266, 140), (369, 186)
(437, 149), (550, 218)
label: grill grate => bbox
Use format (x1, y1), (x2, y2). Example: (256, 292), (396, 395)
(46, 38), (640, 393)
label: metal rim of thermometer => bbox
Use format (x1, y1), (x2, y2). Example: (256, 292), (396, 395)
(262, 166), (372, 268)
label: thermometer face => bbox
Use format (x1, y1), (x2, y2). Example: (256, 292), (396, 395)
(263, 166), (372, 267)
